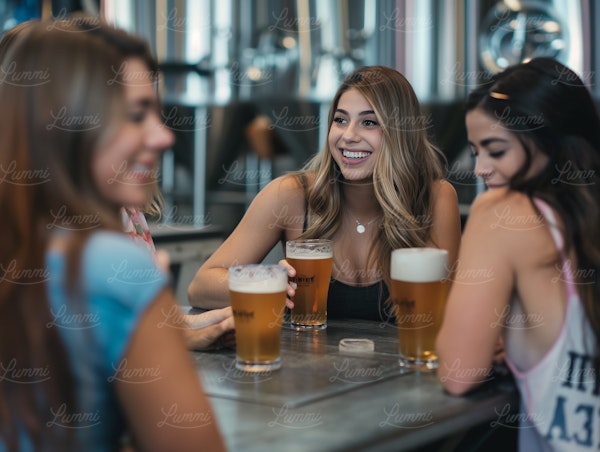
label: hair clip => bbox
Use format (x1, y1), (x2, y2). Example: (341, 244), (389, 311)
(489, 91), (510, 100)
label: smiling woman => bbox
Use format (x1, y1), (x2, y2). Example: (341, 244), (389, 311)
(93, 56), (174, 209)
(188, 65), (461, 322)
(436, 58), (600, 452)
(0, 15), (226, 452)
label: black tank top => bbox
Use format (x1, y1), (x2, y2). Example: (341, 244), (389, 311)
(297, 174), (391, 322)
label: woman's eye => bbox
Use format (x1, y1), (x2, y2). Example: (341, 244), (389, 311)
(489, 150), (506, 159)
(363, 119), (378, 127)
(128, 110), (146, 123)
(333, 116), (346, 124)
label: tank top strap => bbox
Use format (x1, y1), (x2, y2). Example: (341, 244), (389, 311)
(533, 198), (576, 299)
(299, 173), (309, 233)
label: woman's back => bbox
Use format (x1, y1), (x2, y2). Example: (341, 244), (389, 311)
(469, 189), (568, 370)
(35, 232), (167, 450)
(480, 190), (599, 450)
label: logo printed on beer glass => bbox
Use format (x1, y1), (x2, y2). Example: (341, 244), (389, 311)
(232, 308), (255, 321)
(379, 403), (434, 429)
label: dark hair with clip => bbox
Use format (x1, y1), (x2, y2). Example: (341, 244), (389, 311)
(467, 58), (600, 369)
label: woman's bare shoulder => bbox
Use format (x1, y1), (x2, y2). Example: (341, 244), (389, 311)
(465, 189), (549, 252)
(469, 188), (536, 219)
(260, 172), (316, 201)
(264, 173), (303, 193)
(432, 179), (458, 202)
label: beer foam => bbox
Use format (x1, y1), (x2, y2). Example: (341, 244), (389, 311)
(391, 248), (448, 282)
(229, 280), (287, 293)
(286, 240), (333, 259)
(286, 250), (333, 259)
(228, 265), (288, 293)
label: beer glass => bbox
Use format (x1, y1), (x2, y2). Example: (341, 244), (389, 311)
(228, 264), (288, 372)
(286, 239), (333, 330)
(390, 248), (449, 370)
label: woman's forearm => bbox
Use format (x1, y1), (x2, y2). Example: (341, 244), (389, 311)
(187, 266), (231, 309)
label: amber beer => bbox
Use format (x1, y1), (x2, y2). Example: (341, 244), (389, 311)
(390, 248), (449, 370)
(286, 239), (333, 330)
(228, 265), (288, 372)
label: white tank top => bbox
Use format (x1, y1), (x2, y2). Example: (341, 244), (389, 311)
(504, 199), (599, 451)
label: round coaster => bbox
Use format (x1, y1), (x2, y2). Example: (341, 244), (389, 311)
(339, 338), (375, 353)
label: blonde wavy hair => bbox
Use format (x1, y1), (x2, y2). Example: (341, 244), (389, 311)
(296, 65), (447, 287)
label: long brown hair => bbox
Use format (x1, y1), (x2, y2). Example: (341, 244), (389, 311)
(73, 13), (165, 217)
(466, 58), (600, 368)
(297, 66), (446, 287)
(0, 18), (128, 450)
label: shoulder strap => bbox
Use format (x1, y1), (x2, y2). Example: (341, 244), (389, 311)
(299, 173), (309, 233)
(533, 198), (576, 298)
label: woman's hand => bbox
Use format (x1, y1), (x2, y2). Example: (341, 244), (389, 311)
(183, 307), (235, 351)
(278, 258), (296, 310)
(155, 249), (171, 273)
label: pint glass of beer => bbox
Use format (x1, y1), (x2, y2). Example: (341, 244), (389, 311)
(228, 264), (288, 372)
(390, 248), (449, 370)
(286, 239), (333, 330)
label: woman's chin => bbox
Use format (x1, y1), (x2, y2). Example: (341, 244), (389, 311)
(339, 169), (373, 185)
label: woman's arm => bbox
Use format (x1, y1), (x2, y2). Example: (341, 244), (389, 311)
(436, 190), (516, 395)
(187, 175), (305, 309)
(428, 180), (461, 270)
(115, 288), (227, 452)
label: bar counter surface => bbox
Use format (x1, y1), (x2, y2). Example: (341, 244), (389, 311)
(191, 318), (518, 451)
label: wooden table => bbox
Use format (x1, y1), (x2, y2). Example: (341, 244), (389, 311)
(192, 319), (518, 451)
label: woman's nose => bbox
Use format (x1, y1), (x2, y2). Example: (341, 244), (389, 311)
(342, 122), (360, 142)
(473, 158), (492, 179)
(147, 114), (175, 152)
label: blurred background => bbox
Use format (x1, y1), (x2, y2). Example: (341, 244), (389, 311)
(2, 0), (598, 298)
(3, 0), (597, 230)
